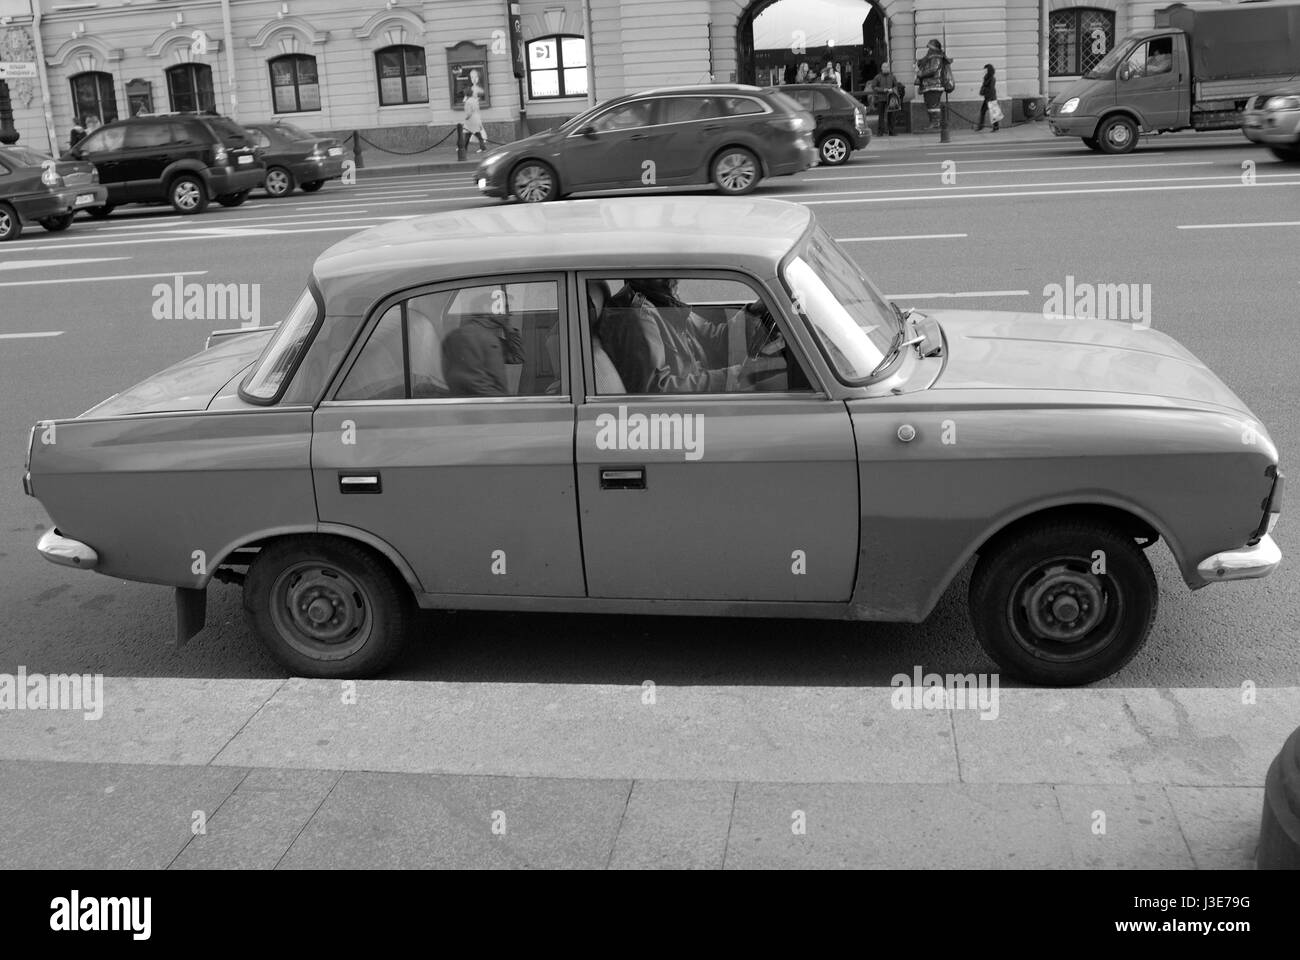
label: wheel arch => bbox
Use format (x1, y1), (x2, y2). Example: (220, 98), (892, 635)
(508, 156), (563, 198)
(706, 142), (768, 181)
(1096, 108), (1146, 136)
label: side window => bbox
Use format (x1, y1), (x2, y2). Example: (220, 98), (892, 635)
(1124, 40), (1171, 79)
(249, 129), (271, 149)
(590, 100), (654, 132)
(170, 122), (196, 145)
(80, 127), (126, 153)
(589, 276), (813, 396)
(660, 96), (714, 124)
(337, 280), (564, 401)
(123, 123), (172, 149)
(717, 97), (765, 116)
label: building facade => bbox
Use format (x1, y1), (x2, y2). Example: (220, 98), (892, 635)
(0, 0), (1214, 155)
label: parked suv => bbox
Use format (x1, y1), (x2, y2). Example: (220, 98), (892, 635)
(771, 84), (871, 165)
(64, 113), (265, 217)
(475, 84), (817, 202)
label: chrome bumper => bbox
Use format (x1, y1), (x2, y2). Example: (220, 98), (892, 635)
(37, 528), (98, 570)
(1196, 534), (1281, 583)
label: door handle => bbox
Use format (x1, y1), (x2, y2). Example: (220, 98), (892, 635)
(338, 472), (382, 494)
(702, 125), (723, 132)
(628, 133), (649, 141)
(600, 467), (646, 490)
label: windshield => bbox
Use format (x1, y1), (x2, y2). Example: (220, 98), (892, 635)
(239, 288), (321, 403)
(1084, 40), (1133, 79)
(783, 227), (901, 383)
(557, 100), (611, 134)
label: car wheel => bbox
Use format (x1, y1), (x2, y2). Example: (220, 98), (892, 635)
(0, 202), (21, 241)
(85, 203), (115, 219)
(1267, 146), (1300, 162)
(1097, 116), (1138, 154)
(510, 160), (558, 202)
(969, 519), (1157, 686)
(712, 147), (761, 195)
(168, 174), (208, 215)
(264, 166), (295, 197)
(1082, 136), (1102, 151)
(217, 190), (251, 207)
(299, 180), (324, 192)
(39, 214), (75, 232)
(243, 536), (412, 679)
(818, 133), (851, 166)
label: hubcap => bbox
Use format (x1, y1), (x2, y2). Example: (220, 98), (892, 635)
(514, 165), (552, 202)
(174, 181), (200, 210)
(0, 210), (11, 234)
(822, 138), (847, 162)
(267, 170), (289, 194)
(270, 562), (373, 659)
(717, 153), (757, 192)
(1109, 125), (1131, 146)
(1007, 556), (1122, 661)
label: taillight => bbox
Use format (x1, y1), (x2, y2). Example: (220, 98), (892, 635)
(771, 114), (813, 133)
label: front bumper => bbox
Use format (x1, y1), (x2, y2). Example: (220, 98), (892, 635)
(1048, 115), (1098, 138)
(37, 528), (98, 570)
(14, 184), (107, 221)
(1243, 111), (1300, 146)
(1196, 534), (1282, 583)
(476, 167), (509, 197)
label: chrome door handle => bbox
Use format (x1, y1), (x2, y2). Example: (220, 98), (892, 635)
(339, 473), (382, 494)
(600, 467), (646, 490)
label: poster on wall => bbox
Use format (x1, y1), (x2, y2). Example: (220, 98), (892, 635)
(447, 41), (490, 108)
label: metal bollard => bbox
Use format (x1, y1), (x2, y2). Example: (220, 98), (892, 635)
(456, 122), (466, 162)
(351, 131), (364, 169)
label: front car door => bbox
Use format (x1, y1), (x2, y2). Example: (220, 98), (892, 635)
(573, 270), (859, 601)
(560, 97), (662, 192)
(1118, 35), (1185, 130)
(312, 273), (584, 599)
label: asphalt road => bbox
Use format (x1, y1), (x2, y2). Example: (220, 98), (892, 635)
(1, 127), (1297, 687)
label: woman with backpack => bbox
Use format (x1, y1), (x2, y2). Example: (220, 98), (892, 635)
(915, 39), (952, 131)
(976, 64), (1001, 132)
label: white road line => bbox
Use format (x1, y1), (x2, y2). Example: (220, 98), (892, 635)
(804, 153), (1168, 171)
(0, 221), (406, 251)
(0, 257), (131, 271)
(885, 289), (1030, 299)
(840, 233), (968, 241)
(1177, 220), (1300, 230)
(778, 172), (1298, 200)
(814, 161), (1214, 182)
(92, 209), (391, 230)
(793, 178), (1300, 205)
(0, 270), (207, 288)
(0, 331), (64, 339)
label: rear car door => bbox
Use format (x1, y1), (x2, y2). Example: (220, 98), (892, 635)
(119, 122), (176, 200)
(574, 271), (859, 602)
(313, 273), (584, 598)
(653, 96), (726, 182)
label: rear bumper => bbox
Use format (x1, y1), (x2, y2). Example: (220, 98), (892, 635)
(1196, 534), (1281, 584)
(291, 156), (346, 182)
(208, 164), (267, 195)
(770, 138), (818, 176)
(14, 185), (107, 220)
(37, 528), (98, 570)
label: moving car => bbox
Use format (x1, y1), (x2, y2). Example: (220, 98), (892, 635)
(245, 121), (348, 197)
(25, 198), (1283, 685)
(64, 113), (264, 216)
(770, 83), (871, 165)
(0, 144), (106, 241)
(475, 85), (816, 201)
(1243, 87), (1300, 161)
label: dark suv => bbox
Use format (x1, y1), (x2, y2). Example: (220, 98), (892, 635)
(770, 85), (871, 166)
(475, 84), (817, 202)
(65, 113), (265, 217)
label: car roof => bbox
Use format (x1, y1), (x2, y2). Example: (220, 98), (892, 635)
(313, 197), (814, 315)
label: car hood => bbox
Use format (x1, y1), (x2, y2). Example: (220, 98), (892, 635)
(81, 329), (275, 418)
(928, 310), (1252, 414)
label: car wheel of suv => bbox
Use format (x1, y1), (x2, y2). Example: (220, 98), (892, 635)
(217, 190), (251, 207)
(712, 147), (760, 195)
(0, 202), (21, 241)
(1268, 146), (1300, 162)
(85, 204), (115, 219)
(39, 214), (75, 232)
(511, 161), (558, 202)
(243, 536), (412, 679)
(969, 519), (1157, 686)
(264, 167), (296, 197)
(1097, 116), (1138, 154)
(168, 174), (208, 215)
(300, 180), (324, 192)
(1082, 136), (1101, 151)
(818, 133), (851, 166)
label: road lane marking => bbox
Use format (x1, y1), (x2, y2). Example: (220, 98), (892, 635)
(814, 161), (1214, 182)
(0, 331), (64, 339)
(0, 257), (131, 271)
(0, 270), (207, 287)
(776, 172), (1300, 200)
(791, 178), (1300, 205)
(885, 290), (1030, 299)
(1177, 220), (1300, 230)
(803, 154), (1171, 171)
(840, 233), (967, 241)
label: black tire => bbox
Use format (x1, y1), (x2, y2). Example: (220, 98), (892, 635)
(264, 166), (296, 197)
(969, 519), (1157, 686)
(1097, 116), (1138, 154)
(168, 174), (208, 215)
(711, 146), (761, 195)
(243, 536), (412, 678)
(299, 180), (324, 192)
(217, 190), (250, 207)
(0, 202), (21, 241)
(1267, 145), (1300, 163)
(510, 160), (558, 202)
(818, 132), (852, 166)
(39, 213), (75, 232)
(85, 203), (115, 219)
(1082, 136), (1101, 152)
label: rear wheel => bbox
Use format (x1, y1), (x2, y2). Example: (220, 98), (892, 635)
(39, 213), (74, 232)
(818, 132), (851, 166)
(510, 160), (558, 202)
(299, 180), (324, 192)
(85, 203), (115, 219)
(1268, 145), (1300, 162)
(264, 166), (295, 197)
(0, 202), (21, 241)
(243, 536), (412, 678)
(1097, 116), (1138, 154)
(217, 190), (250, 207)
(168, 174), (208, 214)
(711, 147), (761, 195)
(1082, 135), (1101, 151)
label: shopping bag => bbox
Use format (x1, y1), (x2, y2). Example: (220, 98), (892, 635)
(987, 100), (1004, 124)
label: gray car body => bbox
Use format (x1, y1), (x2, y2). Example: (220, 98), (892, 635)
(26, 197), (1281, 635)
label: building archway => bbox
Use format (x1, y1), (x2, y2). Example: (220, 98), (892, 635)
(736, 0), (887, 89)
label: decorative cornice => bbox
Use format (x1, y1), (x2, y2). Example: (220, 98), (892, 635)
(47, 36), (124, 67)
(248, 16), (330, 50)
(353, 8), (426, 41)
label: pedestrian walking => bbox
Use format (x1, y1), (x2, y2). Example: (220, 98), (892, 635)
(915, 39), (952, 130)
(871, 63), (903, 136)
(462, 85), (487, 153)
(976, 64), (1001, 131)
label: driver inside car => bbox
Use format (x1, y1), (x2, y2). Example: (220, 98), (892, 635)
(601, 277), (787, 394)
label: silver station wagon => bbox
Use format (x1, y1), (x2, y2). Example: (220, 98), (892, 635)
(25, 198), (1283, 685)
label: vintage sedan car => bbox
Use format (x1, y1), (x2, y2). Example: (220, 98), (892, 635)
(1242, 87), (1300, 161)
(0, 144), (107, 241)
(245, 121), (348, 197)
(24, 198), (1283, 685)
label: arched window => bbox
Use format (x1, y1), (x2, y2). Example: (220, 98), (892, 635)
(269, 54), (321, 113)
(375, 45), (428, 106)
(1049, 8), (1117, 77)
(526, 34), (587, 99)
(69, 71), (118, 125)
(166, 63), (215, 113)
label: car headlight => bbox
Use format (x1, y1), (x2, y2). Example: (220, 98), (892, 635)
(1059, 97), (1080, 115)
(480, 151), (506, 169)
(1264, 95), (1300, 111)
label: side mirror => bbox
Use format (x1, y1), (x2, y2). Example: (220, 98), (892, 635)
(1117, 64), (1131, 82)
(580, 125), (597, 139)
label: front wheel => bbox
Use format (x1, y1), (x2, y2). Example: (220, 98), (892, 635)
(243, 537), (412, 678)
(969, 520), (1157, 686)
(818, 133), (851, 166)
(1097, 116), (1138, 154)
(711, 147), (760, 195)
(217, 190), (250, 207)
(0, 202), (21, 241)
(39, 213), (75, 232)
(510, 160), (558, 202)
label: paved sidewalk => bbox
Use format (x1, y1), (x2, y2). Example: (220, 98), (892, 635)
(1, 680), (1291, 868)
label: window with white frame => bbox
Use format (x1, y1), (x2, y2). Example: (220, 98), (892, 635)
(526, 34), (587, 99)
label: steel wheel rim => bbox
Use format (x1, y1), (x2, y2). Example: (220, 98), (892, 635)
(514, 165), (552, 202)
(1108, 124), (1132, 147)
(174, 181), (201, 210)
(270, 561), (374, 660)
(1006, 556), (1123, 662)
(0, 209), (12, 235)
(822, 138), (847, 163)
(266, 170), (290, 195)
(717, 153), (757, 192)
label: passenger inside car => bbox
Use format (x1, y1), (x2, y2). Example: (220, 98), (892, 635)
(441, 285), (524, 396)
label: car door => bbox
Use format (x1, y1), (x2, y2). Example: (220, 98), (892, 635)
(119, 122), (175, 200)
(1117, 35), (1185, 130)
(574, 271), (859, 602)
(73, 126), (128, 201)
(652, 96), (725, 183)
(312, 273), (585, 598)
(560, 98), (663, 192)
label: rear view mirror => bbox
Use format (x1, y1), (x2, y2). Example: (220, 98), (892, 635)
(1118, 64), (1131, 82)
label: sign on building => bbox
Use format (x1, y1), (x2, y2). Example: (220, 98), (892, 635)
(0, 62), (38, 80)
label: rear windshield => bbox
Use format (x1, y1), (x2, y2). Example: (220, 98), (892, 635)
(206, 117), (252, 143)
(272, 121), (314, 140)
(0, 146), (50, 166)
